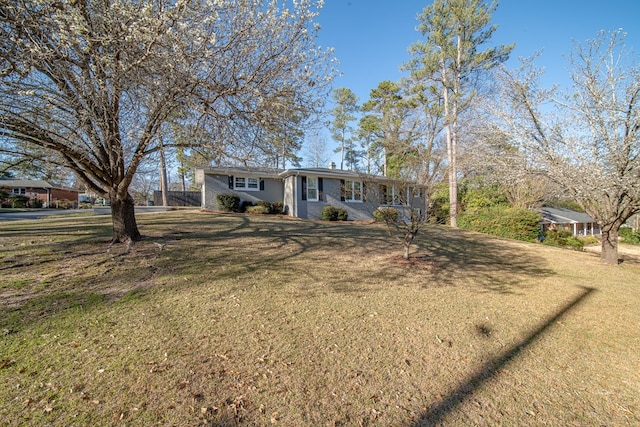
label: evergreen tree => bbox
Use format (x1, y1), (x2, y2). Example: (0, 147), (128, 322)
(329, 88), (360, 170)
(407, 0), (513, 227)
(362, 80), (417, 178)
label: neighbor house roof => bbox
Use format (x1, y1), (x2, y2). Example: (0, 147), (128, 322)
(0, 179), (53, 189)
(539, 207), (595, 224)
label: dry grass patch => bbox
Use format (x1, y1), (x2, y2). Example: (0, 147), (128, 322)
(0, 211), (639, 426)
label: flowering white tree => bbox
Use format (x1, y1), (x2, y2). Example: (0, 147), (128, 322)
(0, 0), (335, 243)
(491, 31), (640, 264)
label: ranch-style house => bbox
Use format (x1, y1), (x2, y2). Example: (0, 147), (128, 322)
(195, 166), (427, 221)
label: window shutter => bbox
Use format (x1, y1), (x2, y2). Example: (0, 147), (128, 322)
(228, 176), (234, 189)
(260, 179), (265, 191)
(318, 178), (324, 201)
(362, 181), (366, 202)
(301, 176), (307, 201)
(340, 179), (345, 202)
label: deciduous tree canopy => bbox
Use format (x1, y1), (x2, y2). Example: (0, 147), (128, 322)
(490, 31), (640, 264)
(0, 0), (335, 242)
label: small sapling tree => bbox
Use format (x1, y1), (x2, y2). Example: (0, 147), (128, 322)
(372, 183), (428, 259)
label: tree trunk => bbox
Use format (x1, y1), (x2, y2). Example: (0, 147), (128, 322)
(448, 151), (457, 228)
(110, 193), (141, 243)
(600, 226), (619, 265)
(159, 137), (169, 207)
(441, 56), (457, 228)
(403, 232), (416, 260)
(383, 145), (387, 177)
(444, 122), (457, 228)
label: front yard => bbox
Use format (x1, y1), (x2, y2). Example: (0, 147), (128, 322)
(1, 211), (638, 426)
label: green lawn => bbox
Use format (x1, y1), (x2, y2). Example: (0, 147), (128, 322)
(1, 211), (639, 426)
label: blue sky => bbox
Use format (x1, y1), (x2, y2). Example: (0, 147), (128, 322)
(315, 0), (640, 103)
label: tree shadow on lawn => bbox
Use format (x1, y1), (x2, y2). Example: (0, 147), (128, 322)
(0, 213), (555, 333)
(413, 227), (556, 294)
(409, 286), (597, 426)
(0, 214), (368, 332)
(199, 218), (556, 297)
(153, 215), (397, 294)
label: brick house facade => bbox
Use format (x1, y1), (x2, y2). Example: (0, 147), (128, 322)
(0, 179), (79, 208)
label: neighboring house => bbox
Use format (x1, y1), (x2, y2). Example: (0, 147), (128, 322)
(539, 207), (601, 236)
(195, 166), (427, 221)
(0, 179), (79, 208)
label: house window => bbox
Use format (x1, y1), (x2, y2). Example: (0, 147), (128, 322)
(306, 177), (319, 201)
(380, 184), (401, 205)
(344, 180), (363, 202)
(12, 188), (26, 195)
(247, 177), (259, 190)
(407, 187), (421, 199)
(234, 176), (260, 191)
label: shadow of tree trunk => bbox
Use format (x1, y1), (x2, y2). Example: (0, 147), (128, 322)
(410, 286), (597, 427)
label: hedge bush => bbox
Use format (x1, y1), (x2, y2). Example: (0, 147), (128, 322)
(272, 201), (284, 215)
(620, 227), (640, 245)
(374, 207), (398, 223)
(246, 205), (271, 214)
(9, 195), (29, 208)
(321, 206), (337, 221)
(239, 200), (254, 212)
(458, 205), (541, 242)
(581, 235), (599, 245)
(543, 230), (584, 250)
(321, 205), (348, 221)
(236, 199), (285, 215)
(256, 200), (273, 214)
(216, 194), (240, 212)
(54, 199), (74, 209)
(336, 208), (348, 221)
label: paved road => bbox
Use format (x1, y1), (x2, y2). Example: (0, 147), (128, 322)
(0, 209), (85, 222)
(0, 206), (172, 221)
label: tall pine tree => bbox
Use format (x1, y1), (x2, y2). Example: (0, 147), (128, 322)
(407, 0), (513, 227)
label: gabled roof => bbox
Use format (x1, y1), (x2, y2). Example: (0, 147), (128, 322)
(199, 167), (283, 178)
(279, 167), (365, 179)
(0, 179), (53, 189)
(281, 168), (425, 186)
(539, 207), (595, 224)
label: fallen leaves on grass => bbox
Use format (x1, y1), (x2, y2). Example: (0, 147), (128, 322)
(384, 254), (438, 271)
